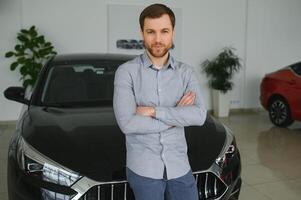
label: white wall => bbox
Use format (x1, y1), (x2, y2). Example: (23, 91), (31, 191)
(244, 0), (301, 108)
(0, 0), (23, 121)
(1, 0), (301, 121)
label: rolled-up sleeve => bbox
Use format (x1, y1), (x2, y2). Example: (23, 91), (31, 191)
(113, 66), (171, 135)
(155, 67), (207, 127)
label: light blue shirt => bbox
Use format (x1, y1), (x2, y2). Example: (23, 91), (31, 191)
(113, 52), (207, 180)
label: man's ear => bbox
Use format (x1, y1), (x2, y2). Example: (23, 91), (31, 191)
(172, 29), (175, 39)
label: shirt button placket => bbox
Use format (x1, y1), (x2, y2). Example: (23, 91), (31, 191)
(160, 135), (165, 158)
(157, 70), (161, 104)
(158, 70), (166, 166)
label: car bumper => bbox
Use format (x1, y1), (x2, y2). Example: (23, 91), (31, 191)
(8, 144), (241, 200)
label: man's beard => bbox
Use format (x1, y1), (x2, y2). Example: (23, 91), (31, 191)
(144, 42), (172, 58)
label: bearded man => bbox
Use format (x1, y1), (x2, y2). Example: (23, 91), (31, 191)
(113, 3), (207, 200)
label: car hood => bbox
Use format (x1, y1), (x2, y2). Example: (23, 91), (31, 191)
(22, 106), (226, 182)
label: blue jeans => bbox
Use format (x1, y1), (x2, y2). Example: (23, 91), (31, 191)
(126, 168), (199, 200)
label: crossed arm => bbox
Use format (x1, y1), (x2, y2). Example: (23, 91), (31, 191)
(113, 66), (207, 135)
(136, 91), (197, 117)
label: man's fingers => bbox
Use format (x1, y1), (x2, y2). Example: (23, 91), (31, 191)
(185, 96), (195, 105)
(177, 92), (196, 106)
(178, 92), (193, 104)
(182, 95), (195, 105)
(178, 95), (190, 106)
(178, 95), (192, 106)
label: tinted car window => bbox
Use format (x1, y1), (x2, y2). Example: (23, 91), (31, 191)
(41, 63), (117, 107)
(290, 63), (301, 76)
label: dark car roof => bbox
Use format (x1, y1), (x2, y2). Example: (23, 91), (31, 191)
(51, 53), (137, 63)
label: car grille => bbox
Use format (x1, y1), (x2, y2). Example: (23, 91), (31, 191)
(195, 172), (227, 199)
(78, 172), (227, 200)
(78, 181), (135, 200)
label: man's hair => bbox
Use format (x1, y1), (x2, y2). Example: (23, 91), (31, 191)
(139, 4), (175, 31)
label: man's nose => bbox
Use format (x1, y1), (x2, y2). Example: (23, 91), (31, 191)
(154, 33), (162, 42)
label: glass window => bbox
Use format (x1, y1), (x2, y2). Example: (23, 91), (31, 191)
(41, 63), (118, 107)
(290, 62), (301, 76)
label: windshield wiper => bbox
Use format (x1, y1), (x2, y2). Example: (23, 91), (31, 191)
(43, 102), (74, 108)
(42, 100), (113, 108)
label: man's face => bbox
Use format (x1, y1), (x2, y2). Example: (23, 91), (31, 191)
(141, 14), (174, 58)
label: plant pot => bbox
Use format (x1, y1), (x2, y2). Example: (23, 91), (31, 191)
(212, 89), (230, 117)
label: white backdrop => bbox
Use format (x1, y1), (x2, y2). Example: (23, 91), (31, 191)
(1, 0), (301, 121)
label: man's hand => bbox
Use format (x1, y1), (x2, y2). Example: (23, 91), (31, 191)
(136, 106), (156, 117)
(177, 91), (196, 106)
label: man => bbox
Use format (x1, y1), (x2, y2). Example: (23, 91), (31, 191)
(113, 3), (207, 200)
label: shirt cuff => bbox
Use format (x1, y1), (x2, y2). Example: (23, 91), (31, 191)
(155, 107), (165, 121)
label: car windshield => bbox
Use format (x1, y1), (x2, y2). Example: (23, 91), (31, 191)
(41, 63), (120, 107)
(290, 62), (301, 76)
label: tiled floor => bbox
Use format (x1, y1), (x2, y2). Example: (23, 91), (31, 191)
(0, 123), (14, 200)
(219, 111), (301, 200)
(0, 111), (301, 200)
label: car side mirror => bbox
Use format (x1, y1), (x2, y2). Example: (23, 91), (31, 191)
(3, 86), (29, 105)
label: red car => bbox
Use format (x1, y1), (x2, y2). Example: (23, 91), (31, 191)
(260, 62), (301, 127)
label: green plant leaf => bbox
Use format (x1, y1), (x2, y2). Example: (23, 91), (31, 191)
(20, 29), (29, 34)
(44, 42), (51, 47)
(14, 44), (23, 52)
(5, 51), (15, 58)
(17, 35), (28, 43)
(20, 66), (27, 75)
(39, 48), (49, 56)
(36, 36), (45, 43)
(17, 57), (26, 64)
(29, 26), (37, 37)
(10, 62), (19, 71)
(29, 26), (35, 31)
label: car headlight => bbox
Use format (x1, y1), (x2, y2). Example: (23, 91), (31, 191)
(16, 137), (82, 187)
(215, 126), (236, 169)
(214, 125), (239, 185)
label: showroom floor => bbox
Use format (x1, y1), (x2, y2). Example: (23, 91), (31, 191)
(0, 111), (301, 200)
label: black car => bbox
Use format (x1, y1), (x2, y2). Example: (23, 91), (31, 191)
(4, 53), (241, 200)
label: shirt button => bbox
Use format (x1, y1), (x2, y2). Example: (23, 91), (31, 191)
(158, 88), (162, 92)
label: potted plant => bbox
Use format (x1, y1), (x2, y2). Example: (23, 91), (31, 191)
(202, 47), (242, 117)
(5, 25), (57, 90)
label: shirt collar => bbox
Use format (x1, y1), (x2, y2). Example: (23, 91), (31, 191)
(141, 51), (176, 70)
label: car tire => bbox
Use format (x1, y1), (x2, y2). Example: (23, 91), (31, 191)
(268, 96), (294, 127)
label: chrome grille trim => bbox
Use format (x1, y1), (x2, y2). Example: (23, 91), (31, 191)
(72, 170), (228, 200)
(124, 183), (127, 200)
(193, 171), (228, 200)
(71, 177), (128, 200)
(205, 173), (208, 198)
(214, 177), (217, 196)
(111, 184), (114, 200)
(230, 187), (240, 196)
